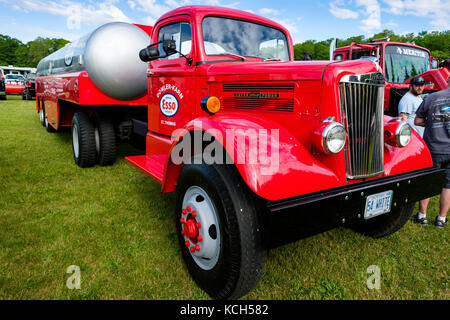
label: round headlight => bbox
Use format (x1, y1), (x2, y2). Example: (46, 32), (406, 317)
(395, 122), (411, 147)
(323, 122), (347, 154)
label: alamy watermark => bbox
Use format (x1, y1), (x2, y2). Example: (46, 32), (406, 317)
(170, 121), (280, 176)
(366, 265), (381, 290)
(67, 5), (81, 30)
(66, 265), (81, 290)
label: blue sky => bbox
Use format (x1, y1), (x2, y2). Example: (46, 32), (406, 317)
(0, 0), (449, 44)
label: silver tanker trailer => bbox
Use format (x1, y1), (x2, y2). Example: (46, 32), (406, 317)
(35, 22), (153, 168)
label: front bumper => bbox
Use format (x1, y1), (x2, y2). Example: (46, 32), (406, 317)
(265, 167), (445, 248)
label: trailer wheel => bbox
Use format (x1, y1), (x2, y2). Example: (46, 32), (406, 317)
(72, 112), (96, 168)
(39, 107), (45, 127)
(93, 113), (117, 166)
(44, 106), (55, 133)
(176, 160), (267, 299)
(350, 202), (415, 238)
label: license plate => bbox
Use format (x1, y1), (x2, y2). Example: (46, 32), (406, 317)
(364, 190), (393, 219)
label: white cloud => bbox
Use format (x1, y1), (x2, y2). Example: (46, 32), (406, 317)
(382, 0), (450, 30)
(259, 8), (280, 16)
(356, 0), (381, 35)
(272, 18), (299, 34)
(3, 0), (133, 26)
(128, 0), (136, 10)
(329, 1), (359, 19)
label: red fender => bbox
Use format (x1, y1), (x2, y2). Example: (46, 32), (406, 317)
(382, 116), (434, 176)
(165, 113), (342, 201)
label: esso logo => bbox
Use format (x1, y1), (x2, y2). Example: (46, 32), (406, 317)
(160, 93), (179, 118)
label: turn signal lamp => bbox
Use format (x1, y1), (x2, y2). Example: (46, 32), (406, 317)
(201, 96), (221, 115)
(384, 118), (411, 148)
(312, 117), (347, 154)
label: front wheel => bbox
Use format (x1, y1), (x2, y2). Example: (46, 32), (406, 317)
(350, 202), (415, 238)
(176, 162), (267, 300)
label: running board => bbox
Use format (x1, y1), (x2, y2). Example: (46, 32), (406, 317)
(125, 154), (167, 184)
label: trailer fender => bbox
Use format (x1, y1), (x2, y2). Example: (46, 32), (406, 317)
(164, 113), (342, 201)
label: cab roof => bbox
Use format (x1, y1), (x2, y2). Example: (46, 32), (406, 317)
(156, 5), (290, 35)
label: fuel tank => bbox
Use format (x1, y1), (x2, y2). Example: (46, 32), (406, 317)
(36, 22), (152, 100)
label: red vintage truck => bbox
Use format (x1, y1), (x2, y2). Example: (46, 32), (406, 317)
(36, 6), (445, 299)
(332, 38), (450, 115)
(35, 22), (153, 166)
(124, 6), (444, 299)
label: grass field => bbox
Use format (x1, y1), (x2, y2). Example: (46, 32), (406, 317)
(0, 95), (448, 300)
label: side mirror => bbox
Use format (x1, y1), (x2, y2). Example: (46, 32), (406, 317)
(162, 40), (177, 56)
(139, 46), (160, 62)
(139, 40), (178, 62)
(139, 39), (193, 66)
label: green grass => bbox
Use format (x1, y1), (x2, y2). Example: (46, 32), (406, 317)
(0, 95), (448, 300)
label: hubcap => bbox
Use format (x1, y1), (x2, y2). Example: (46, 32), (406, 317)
(40, 109), (44, 124)
(94, 126), (100, 154)
(181, 186), (221, 270)
(72, 125), (79, 159)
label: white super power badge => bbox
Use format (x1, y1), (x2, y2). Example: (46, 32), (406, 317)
(160, 93), (179, 118)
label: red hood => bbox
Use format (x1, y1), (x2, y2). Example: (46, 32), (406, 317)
(199, 59), (380, 82)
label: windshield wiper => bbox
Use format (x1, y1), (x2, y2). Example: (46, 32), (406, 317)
(261, 58), (281, 62)
(213, 52), (246, 61)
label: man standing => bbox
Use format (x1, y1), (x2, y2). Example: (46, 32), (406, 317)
(399, 76), (426, 137)
(413, 76), (450, 228)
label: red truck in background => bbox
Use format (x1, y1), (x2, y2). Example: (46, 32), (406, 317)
(36, 6), (445, 299)
(35, 22), (153, 167)
(332, 38), (449, 116)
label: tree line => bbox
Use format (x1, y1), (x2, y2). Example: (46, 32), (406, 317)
(294, 29), (449, 61)
(0, 29), (448, 68)
(0, 35), (69, 68)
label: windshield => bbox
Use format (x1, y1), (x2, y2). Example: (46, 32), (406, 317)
(6, 74), (25, 80)
(384, 45), (430, 84)
(202, 17), (289, 61)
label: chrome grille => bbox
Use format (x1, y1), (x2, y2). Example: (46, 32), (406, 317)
(339, 73), (385, 179)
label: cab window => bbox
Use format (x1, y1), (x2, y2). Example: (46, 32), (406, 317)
(158, 22), (192, 60)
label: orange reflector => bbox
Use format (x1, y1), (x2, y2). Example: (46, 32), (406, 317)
(201, 96), (221, 115)
(206, 96), (221, 114)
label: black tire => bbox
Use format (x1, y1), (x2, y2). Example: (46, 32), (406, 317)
(350, 202), (415, 238)
(176, 161), (267, 300)
(44, 105), (56, 133)
(72, 112), (96, 168)
(0, 95), (6, 100)
(93, 113), (117, 166)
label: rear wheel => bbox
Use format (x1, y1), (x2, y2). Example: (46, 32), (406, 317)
(176, 161), (267, 299)
(350, 202), (415, 238)
(44, 105), (55, 133)
(39, 106), (45, 127)
(72, 112), (96, 168)
(93, 113), (117, 166)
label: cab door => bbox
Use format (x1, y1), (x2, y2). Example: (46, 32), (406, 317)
(148, 17), (197, 137)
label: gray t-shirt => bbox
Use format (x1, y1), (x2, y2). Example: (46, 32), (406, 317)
(398, 91), (424, 137)
(415, 89), (450, 155)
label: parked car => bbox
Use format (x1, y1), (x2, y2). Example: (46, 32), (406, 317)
(5, 74), (26, 95)
(22, 73), (36, 100)
(0, 70), (6, 100)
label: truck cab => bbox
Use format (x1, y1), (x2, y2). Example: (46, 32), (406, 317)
(332, 40), (437, 116)
(123, 6), (444, 299)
